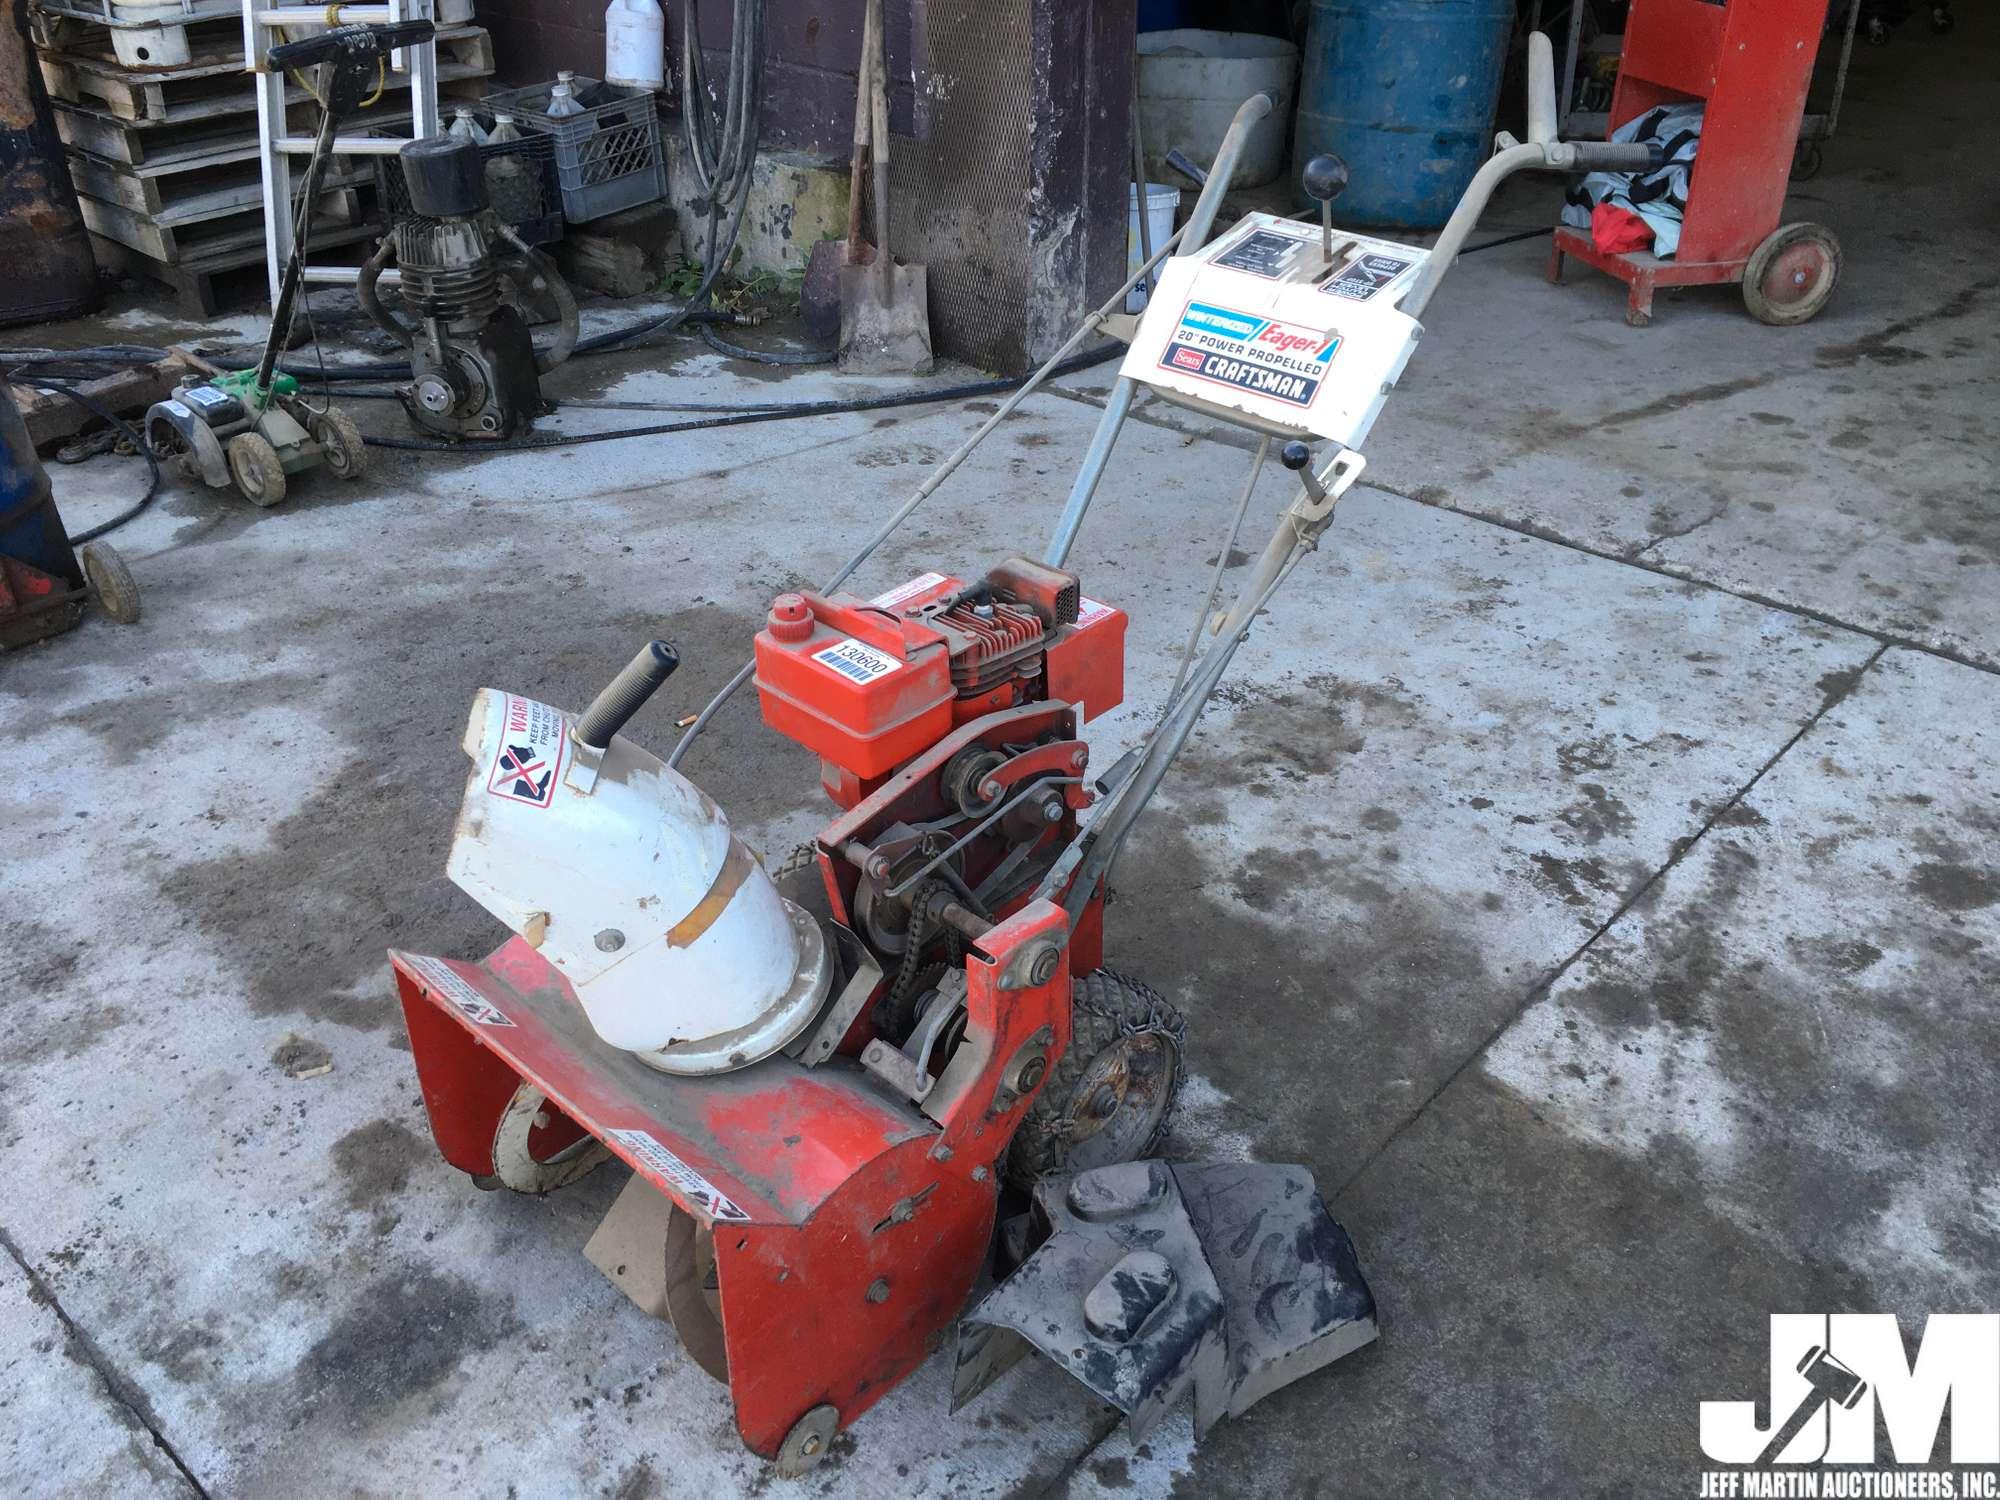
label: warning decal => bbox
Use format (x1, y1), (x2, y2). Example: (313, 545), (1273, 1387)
(1157, 299), (1340, 409)
(1076, 596), (1114, 625)
(871, 571), (949, 608)
(404, 954), (516, 1028)
(812, 637), (903, 685)
(1322, 252), (1415, 302)
(1212, 226), (1313, 279)
(487, 693), (566, 809)
(609, 1129), (751, 1221)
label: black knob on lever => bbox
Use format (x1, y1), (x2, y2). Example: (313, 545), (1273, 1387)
(1301, 155), (1349, 204)
(1281, 440), (1329, 503)
(574, 640), (679, 750)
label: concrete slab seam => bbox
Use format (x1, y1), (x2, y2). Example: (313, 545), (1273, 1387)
(1325, 639), (1892, 1210)
(0, 1227), (210, 1499)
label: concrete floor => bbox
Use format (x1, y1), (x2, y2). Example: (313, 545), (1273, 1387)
(5, 17), (1997, 1498)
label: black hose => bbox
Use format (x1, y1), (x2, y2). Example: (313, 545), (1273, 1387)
(1461, 226), (1552, 255)
(12, 376), (163, 544)
(699, 323), (835, 366)
(360, 342), (1122, 453)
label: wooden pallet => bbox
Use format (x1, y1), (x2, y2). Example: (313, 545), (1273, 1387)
(52, 97), (416, 165)
(88, 217), (382, 315)
(67, 145), (373, 226)
(77, 179), (370, 261)
(36, 24), (493, 124)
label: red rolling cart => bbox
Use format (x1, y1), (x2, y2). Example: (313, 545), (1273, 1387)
(1547, 0), (1840, 327)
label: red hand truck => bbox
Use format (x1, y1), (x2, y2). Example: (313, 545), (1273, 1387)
(1547, 0), (1841, 327)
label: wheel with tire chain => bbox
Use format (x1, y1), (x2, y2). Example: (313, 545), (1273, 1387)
(1004, 969), (1184, 1190)
(226, 431), (287, 507)
(309, 407), (367, 481)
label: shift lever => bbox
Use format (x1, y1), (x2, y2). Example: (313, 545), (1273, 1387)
(1301, 154), (1349, 267)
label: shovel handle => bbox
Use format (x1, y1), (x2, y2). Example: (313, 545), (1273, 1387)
(869, 0), (891, 274)
(845, 0), (874, 252)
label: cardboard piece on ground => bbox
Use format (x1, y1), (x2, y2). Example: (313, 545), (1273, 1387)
(583, 1171), (675, 1320)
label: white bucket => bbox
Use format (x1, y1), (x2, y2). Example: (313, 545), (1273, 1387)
(1127, 182), (1182, 312)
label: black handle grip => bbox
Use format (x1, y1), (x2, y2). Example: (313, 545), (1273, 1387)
(267, 18), (434, 70)
(574, 641), (679, 750)
(1569, 140), (1667, 174)
(1280, 440), (1312, 471)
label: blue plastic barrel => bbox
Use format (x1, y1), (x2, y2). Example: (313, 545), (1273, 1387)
(1294, 0), (1514, 229)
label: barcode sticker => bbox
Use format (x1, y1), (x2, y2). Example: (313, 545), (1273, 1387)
(812, 637), (903, 685)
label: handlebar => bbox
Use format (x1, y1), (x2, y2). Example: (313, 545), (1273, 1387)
(266, 18), (434, 70)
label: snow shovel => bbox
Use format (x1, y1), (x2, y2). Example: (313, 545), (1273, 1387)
(800, 0), (876, 344)
(839, 0), (931, 375)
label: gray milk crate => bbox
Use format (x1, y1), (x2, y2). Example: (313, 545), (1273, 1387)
(481, 76), (666, 224)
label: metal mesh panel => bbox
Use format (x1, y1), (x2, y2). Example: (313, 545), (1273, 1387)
(891, 0), (1035, 373)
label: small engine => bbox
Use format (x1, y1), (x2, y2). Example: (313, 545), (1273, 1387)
(753, 557), (1127, 806)
(358, 135), (577, 440)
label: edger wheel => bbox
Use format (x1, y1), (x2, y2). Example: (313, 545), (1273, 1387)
(489, 1082), (610, 1193)
(1004, 969), (1184, 1190)
(226, 432), (287, 507)
(663, 1204), (729, 1382)
(309, 408), (367, 481)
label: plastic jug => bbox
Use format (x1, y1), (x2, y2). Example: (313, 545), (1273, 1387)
(547, 71), (586, 118)
(448, 106), (489, 145)
(604, 0), (665, 91)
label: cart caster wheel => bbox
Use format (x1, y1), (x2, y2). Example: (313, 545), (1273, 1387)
(308, 407), (368, 481)
(489, 1082), (610, 1193)
(1743, 222), (1841, 326)
(1004, 970), (1184, 1190)
(775, 1404), (839, 1479)
(79, 542), (141, 624)
(662, 1204), (729, 1382)
(226, 431), (287, 508)
(1789, 140), (1824, 181)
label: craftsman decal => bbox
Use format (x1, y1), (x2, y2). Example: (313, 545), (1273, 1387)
(1158, 299), (1341, 409)
(812, 637), (903, 685)
(609, 1129), (751, 1221)
(1212, 225), (1314, 279)
(486, 693), (566, 808)
(403, 954), (515, 1027)
(1323, 252), (1416, 302)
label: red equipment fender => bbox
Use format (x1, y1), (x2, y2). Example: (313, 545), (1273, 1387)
(391, 897), (1073, 1457)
